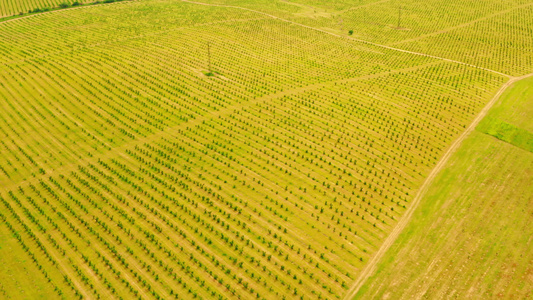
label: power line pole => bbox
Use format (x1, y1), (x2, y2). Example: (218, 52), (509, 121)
(397, 5), (402, 28)
(207, 42), (212, 73)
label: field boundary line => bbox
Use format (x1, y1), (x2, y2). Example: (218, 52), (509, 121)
(0, 61), (440, 192)
(390, 2), (533, 46)
(0, 0), (513, 78)
(342, 71), (533, 300)
(179, 0), (512, 78)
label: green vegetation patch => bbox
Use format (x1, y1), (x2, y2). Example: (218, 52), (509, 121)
(476, 117), (533, 153)
(356, 69), (533, 300)
(1, 0), (531, 299)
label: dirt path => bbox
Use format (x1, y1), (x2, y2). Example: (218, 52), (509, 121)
(0, 61), (438, 192)
(1, 1), (529, 297)
(342, 71), (533, 300)
(1, 0), (512, 78)
(390, 2), (533, 46)
(179, 0), (511, 78)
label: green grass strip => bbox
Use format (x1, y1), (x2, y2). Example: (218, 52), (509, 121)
(476, 117), (533, 153)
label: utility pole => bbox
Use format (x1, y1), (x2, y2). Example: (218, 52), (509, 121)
(207, 42), (212, 73)
(397, 5), (402, 28)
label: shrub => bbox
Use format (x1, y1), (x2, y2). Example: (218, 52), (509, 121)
(59, 2), (71, 8)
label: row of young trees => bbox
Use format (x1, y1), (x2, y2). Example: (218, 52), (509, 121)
(0, 5), (435, 186)
(1, 60), (503, 300)
(0, 1), (509, 298)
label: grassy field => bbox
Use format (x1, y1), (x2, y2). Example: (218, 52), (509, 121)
(479, 75), (533, 132)
(476, 77), (533, 152)
(355, 75), (533, 299)
(0, 0), (531, 299)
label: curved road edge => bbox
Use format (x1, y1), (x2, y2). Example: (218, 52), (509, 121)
(342, 71), (533, 300)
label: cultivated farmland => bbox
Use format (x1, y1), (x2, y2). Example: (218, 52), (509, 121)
(355, 75), (533, 299)
(0, 0), (93, 18)
(0, 0), (531, 299)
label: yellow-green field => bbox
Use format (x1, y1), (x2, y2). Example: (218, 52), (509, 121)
(355, 75), (533, 299)
(0, 0), (531, 299)
(0, 0), (95, 18)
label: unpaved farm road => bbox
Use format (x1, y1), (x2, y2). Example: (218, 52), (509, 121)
(179, 0), (511, 78)
(177, 1), (530, 299)
(342, 71), (533, 300)
(2, 0), (530, 298)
